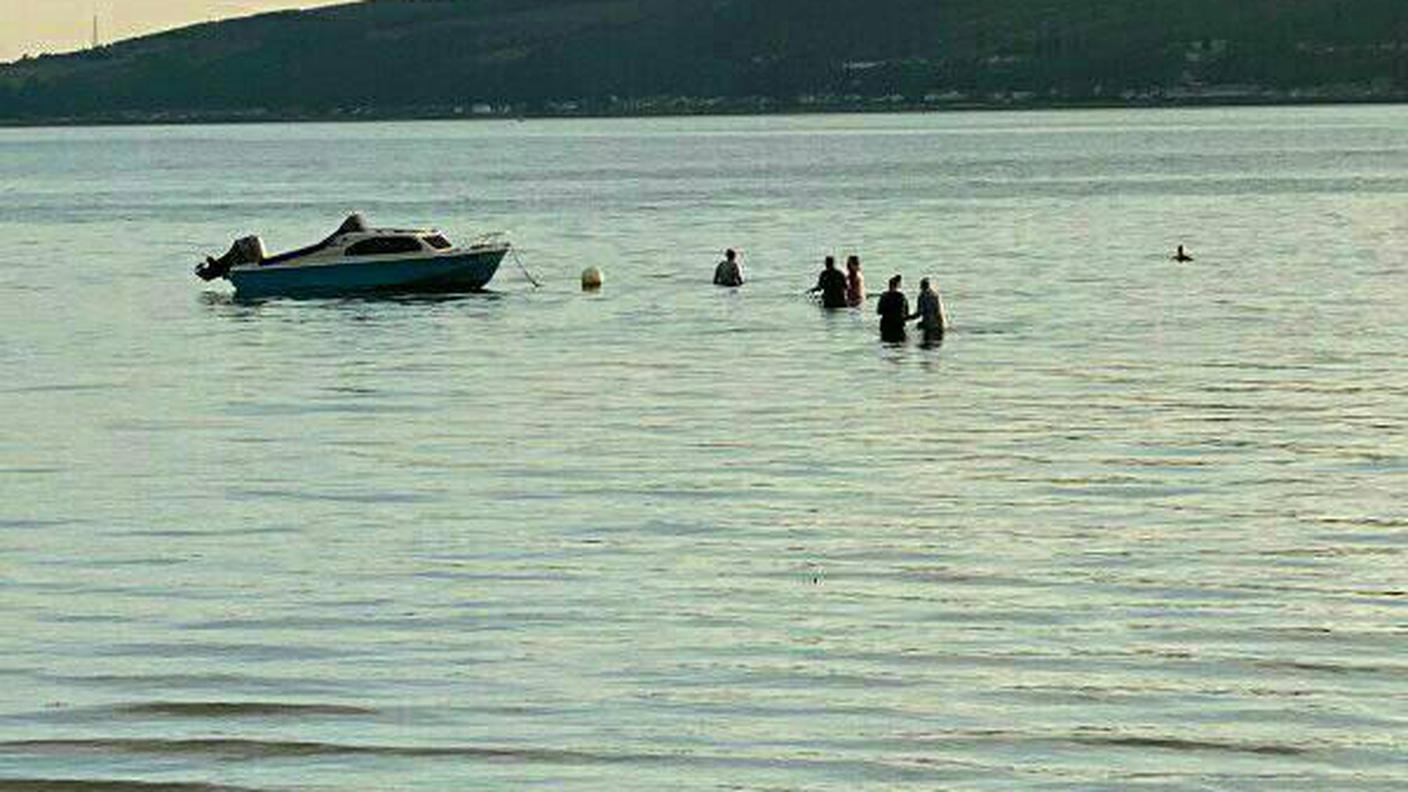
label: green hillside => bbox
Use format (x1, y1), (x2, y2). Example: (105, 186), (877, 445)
(2, 0), (1406, 121)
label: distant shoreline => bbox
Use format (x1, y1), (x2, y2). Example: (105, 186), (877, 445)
(3, 94), (1405, 129)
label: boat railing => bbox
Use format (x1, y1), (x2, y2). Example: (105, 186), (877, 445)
(465, 231), (511, 250)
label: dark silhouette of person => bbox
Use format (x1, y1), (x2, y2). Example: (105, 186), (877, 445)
(1173, 245), (1194, 262)
(913, 277), (948, 345)
(876, 274), (911, 343)
(714, 248), (744, 287)
(808, 255), (848, 308)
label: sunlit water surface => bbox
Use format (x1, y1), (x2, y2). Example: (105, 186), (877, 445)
(1, 107), (1405, 790)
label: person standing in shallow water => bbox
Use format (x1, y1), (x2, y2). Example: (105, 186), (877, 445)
(876, 274), (910, 343)
(808, 255), (848, 308)
(845, 255), (865, 307)
(714, 248), (744, 287)
(913, 277), (948, 344)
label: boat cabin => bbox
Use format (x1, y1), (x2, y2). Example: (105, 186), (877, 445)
(341, 232), (454, 257)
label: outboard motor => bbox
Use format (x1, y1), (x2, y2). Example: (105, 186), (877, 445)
(196, 235), (266, 281)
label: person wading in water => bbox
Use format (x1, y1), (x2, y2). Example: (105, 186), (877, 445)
(807, 255), (848, 308)
(714, 248), (744, 287)
(912, 277), (948, 345)
(845, 255), (865, 307)
(876, 274), (911, 343)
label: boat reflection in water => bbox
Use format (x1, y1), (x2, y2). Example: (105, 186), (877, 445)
(197, 214), (510, 298)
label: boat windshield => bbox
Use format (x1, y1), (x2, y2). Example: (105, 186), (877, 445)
(346, 236), (423, 256)
(423, 235), (453, 250)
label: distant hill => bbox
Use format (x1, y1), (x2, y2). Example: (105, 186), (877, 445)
(2, 0), (1406, 122)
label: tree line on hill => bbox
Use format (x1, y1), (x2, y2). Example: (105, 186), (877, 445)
(1, 0), (1405, 120)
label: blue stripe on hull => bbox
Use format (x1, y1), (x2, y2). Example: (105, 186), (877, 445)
(229, 250), (507, 298)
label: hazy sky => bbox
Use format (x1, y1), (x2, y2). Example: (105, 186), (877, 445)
(1, 1), (347, 63)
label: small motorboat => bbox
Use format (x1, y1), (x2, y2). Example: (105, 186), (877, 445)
(197, 214), (510, 297)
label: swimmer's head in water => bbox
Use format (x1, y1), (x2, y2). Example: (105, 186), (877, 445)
(824, 255), (836, 269)
(889, 274), (902, 290)
(920, 277), (931, 290)
(725, 248), (736, 261)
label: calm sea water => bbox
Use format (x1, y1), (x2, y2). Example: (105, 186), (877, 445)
(1, 107), (1405, 790)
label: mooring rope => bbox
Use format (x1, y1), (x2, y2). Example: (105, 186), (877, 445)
(510, 247), (542, 288)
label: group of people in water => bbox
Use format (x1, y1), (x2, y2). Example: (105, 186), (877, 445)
(708, 242), (1195, 344)
(713, 249), (948, 344)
